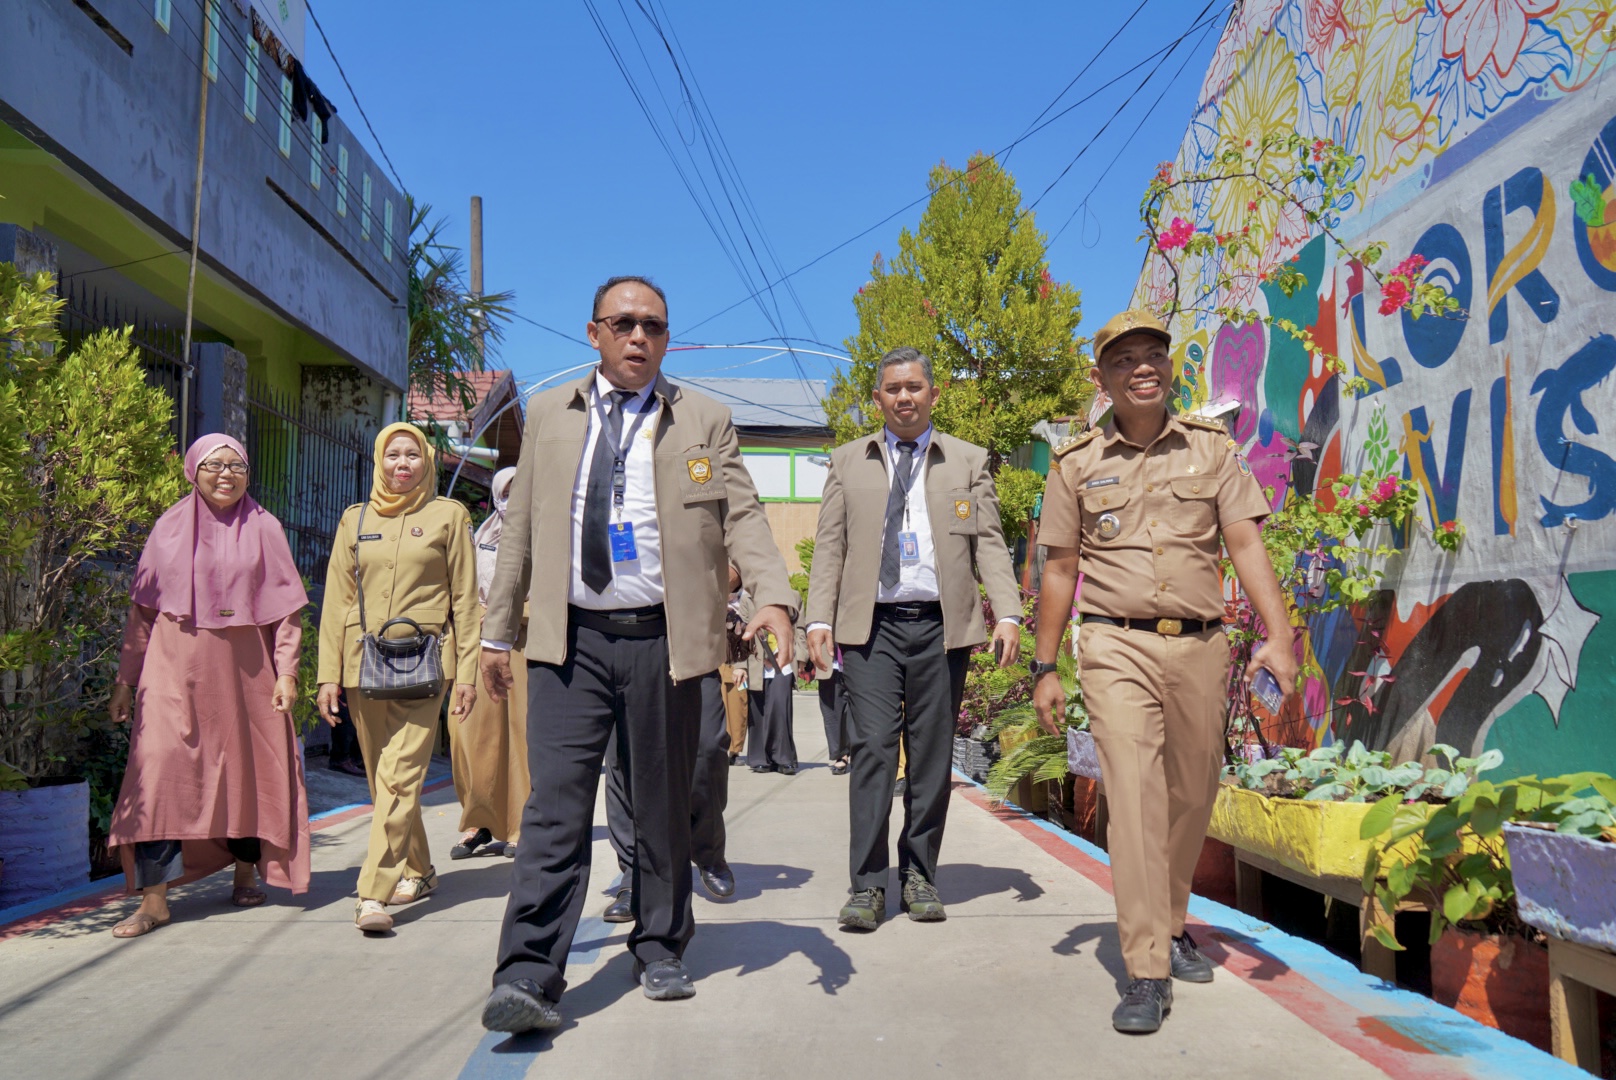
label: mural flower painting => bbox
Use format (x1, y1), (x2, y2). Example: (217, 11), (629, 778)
(1436, 0), (1557, 80)
(1412, 0), (1573, 138)
(1209, 32), (1301, 257)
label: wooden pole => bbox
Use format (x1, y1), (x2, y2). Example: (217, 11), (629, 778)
(179, 24), (212, 451)
(469, 195), (484, 360)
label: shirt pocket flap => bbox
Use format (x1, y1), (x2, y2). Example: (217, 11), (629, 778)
(945, 492), (979, 534)
(1081, 487), (1133, 514)
(389, 601), (449, 635)
(1170, 477), (1219, 501)
(680, 452), (728, 504)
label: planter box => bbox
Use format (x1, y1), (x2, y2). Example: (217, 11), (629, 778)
(1431, 927), (1551, 1052)
(1505, 823), (1616, 952)
(0, 780), (90, 907)
(952, 736), (999, 784)
(1065, 728), (1102, 781)
(1207, 784), (1436, 880)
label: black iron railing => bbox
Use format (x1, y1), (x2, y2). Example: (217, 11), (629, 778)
(245, 378), (369, 584)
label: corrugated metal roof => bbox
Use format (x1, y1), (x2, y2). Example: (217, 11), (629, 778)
(674, 376), (828, 430)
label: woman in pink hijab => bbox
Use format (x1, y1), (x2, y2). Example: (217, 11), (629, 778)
(106, 435), (310, 938)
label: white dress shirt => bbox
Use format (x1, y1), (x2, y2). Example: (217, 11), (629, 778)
(876, 426), (940, 604)
(482, 371), (662, 651)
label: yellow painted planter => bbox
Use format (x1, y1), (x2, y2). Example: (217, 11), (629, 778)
(1207, 784), (1435, 880)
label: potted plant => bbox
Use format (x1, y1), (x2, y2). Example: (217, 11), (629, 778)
(956, 598), (1035, 784)
(0, 265), (183, 907)
(1500, 774), (1616, 953)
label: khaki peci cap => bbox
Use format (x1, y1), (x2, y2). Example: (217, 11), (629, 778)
(1093, 308), (1172, 360)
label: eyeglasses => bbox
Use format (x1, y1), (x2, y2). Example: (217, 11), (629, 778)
(594, 314), (669, 338)
(197, 462), (249, 476)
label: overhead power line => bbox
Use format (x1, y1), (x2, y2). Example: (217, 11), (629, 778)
(304, 0), (409, 196)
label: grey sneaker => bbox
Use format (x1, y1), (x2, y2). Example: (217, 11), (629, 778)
(1112, 977), (1173, 1034)
(900, 869), (946, 922)
(838, 887), (885, 930)
(1170, 930), (1215, 983)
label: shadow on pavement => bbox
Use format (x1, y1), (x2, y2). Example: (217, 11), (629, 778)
(684, 919), (855, 994)
(936, 862), (1047, 905)
(1052, 921), (1132, 992)
(720, 861), (813, 902)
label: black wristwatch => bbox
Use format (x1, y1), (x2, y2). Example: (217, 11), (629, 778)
(1029, 660), (1061, 679)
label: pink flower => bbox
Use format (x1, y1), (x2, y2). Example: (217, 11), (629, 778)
(1378, 278), (1410, 315)
(1372, 477), (1401, 503)
(1357, 505), (1372, 517)
(1441, 520), (1458, 533)
(1158, 217), (1195, 251)
(1392, 254), (1428, 278)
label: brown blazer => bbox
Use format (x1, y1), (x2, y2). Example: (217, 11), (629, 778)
(484, 372), (797, 682)
(806, 430), (1021, 651)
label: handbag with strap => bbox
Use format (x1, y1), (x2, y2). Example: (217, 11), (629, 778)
(352, 503), (445, 700)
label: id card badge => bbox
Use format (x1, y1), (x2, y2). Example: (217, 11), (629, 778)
(608, 521), (639, 563)
(898, 531), (920, 565)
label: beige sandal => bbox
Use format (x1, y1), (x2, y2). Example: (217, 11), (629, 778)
(388, 868), (437, 905)
(112, 911), (171, 938)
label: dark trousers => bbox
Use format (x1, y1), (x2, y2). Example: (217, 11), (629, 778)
(493, 621), (708, 1001)
(745, 674), (797, 770)
(605, 673), (732, 873)
(818, 671), (850, 761)
(840, 609), (969, 892)
(132, 837), (261, 889)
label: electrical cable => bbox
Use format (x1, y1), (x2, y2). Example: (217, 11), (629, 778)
(675, 1), (1232, 339)
(59, 248), (188, 278)
(510, 311), (592, 348)
(304, 0), (409, 197)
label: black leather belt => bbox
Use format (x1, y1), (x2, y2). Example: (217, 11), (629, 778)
(1083, 614), (1215, 636)
(569, 604), (667, 639)
(874, 601), (942, 621)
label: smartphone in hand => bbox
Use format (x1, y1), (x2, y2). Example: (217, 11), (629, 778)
(994, 638), (1005, 665)
(1251, 667), (1285, 713)
(756, 628), (781, 674)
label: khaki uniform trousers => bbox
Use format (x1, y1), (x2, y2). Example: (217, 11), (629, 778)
(452, 625), (530, 843)
(720, 663), (747, 757)
(1079, 622), (1228, 980)
(350, 688), (445, 902)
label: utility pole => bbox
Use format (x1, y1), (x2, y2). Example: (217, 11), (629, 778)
(469, 195), (484, 360)
(179, 20), (213, 451)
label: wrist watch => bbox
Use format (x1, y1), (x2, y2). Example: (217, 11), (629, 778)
(1029, 659), (1061, 679)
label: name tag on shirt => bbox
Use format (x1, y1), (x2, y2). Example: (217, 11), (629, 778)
(478, 543), (498, 551)
(1086, 477), (1120, 489)
(899, 531), (920, 565)
(609, 521), (639, 563)
(358, 533), (383, 541)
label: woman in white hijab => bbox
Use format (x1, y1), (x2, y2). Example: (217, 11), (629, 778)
(449, 467), (531, 859)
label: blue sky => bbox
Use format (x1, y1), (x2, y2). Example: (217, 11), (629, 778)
(305, 0), (1225, 394)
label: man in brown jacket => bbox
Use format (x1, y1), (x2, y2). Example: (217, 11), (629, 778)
(477, 276), (796, 1032)
(806, 346), (1022, 930)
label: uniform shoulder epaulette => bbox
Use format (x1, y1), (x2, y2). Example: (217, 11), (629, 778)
(1178, 415), (1228, 434)
(1052, 428), (1101, 459)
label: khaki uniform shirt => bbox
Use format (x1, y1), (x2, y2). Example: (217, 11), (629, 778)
(806, 430), (1021, 651)
(484, 372), (796, 682)
(317, 496), (482, 686)
(1038, 414), (1269, 622)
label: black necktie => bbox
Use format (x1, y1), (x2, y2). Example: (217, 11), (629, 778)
(878, 440), (920, 589)
(580, 389), (632, 595)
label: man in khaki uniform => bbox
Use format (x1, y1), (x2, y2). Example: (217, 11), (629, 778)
(807, 346), (1022, 930)
(1032, 309), (1297, 1034)
(477, 276), (796, 1031)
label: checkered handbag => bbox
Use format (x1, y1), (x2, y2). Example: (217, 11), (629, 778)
(352, 503), (445, 700)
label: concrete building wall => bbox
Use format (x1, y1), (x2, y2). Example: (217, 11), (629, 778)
(1135, 2), (1616, 777)
(0, 0), (406, 389)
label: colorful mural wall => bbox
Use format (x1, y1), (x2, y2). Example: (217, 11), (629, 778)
(1135, 1), (1616, 777)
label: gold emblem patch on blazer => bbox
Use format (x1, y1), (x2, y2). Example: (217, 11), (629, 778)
(688, 457), (712, 484)
(954, 500), (971, 519)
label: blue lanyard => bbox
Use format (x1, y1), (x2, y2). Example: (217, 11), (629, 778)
(594, 388), (655, 513)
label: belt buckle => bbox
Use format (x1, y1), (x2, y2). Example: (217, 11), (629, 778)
(1156, 618), (1183, 636)
(608, 611), (638, 625)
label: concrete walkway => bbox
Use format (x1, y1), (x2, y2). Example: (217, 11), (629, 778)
(0, 695), (1581, 1080)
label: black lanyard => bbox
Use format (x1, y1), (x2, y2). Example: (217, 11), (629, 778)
(593, 388), (655, 514)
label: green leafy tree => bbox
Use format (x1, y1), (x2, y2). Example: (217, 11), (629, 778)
(407, 202), (516, 417)
(0, 265), (187, 791)
(827, 154), (1091, 540)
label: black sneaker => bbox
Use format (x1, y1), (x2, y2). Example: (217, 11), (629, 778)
(634, 957), (696, 1000)
(481, 979), (562, 1033)
(1112, 977), (1173, 1034)
(1170, 930), (1215, 983)
(900, 868), (946, 922)
(838, 887), (885, 931)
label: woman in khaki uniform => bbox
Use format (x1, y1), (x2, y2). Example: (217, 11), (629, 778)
(450, 466), (530, 861)
(316, 423), (480, 934)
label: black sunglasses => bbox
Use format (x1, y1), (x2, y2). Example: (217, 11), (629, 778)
(594, 314), (670, 338)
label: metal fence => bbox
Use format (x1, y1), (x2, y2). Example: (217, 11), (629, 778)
(57, 276), (199, 449)
(245, 378), (370, 585)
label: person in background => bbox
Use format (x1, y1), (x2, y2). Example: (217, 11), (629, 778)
(316, 423), (481, 935)
(722, 568), (750, 764)
(741, 584), (798, 776)
(450, 466), (529, 861)
(801, 632), (850, 776)
(1031, 309), (1298, 1034)
(107, 435), (310, 938)
(806, 346), (1022, 931)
